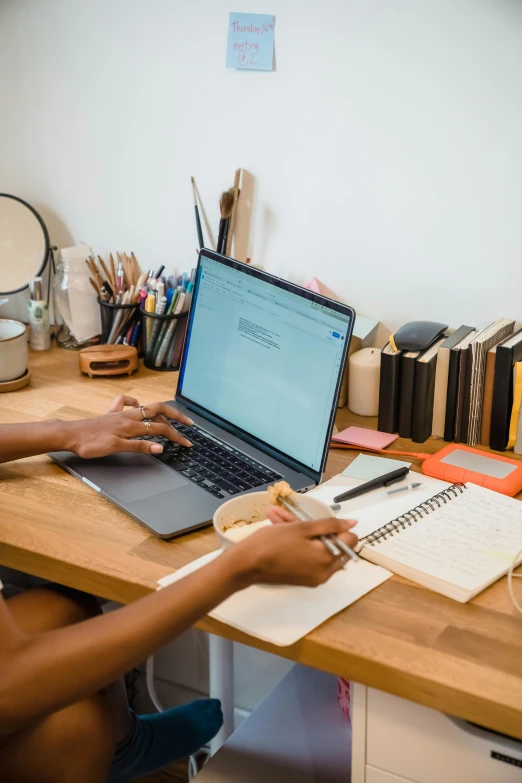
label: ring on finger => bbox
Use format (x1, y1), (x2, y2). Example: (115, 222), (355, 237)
(144, 420), (151, 435)
(140, 405), (147, 421)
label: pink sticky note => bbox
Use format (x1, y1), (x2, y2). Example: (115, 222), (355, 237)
(332, 426), (398, 450)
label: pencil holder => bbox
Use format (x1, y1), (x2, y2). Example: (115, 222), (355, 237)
(141, 309), (188, 371)
(98, 299), (141, 346)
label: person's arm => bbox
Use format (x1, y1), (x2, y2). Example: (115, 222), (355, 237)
(0, 396), (193, 464)
(0, 517), (357, 734)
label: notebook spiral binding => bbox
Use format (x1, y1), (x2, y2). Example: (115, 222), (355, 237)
(363, 482), (467, 547)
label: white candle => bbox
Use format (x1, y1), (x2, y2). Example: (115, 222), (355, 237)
(348, 347), (381, 416)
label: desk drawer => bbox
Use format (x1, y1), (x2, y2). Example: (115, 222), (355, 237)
(366, 767), (412, 783)
(366, 687), (522, 783)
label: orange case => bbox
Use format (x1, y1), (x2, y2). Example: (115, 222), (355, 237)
(423, 443), (522, 496)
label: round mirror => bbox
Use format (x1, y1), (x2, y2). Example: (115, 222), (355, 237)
(0, 194), (49, 295)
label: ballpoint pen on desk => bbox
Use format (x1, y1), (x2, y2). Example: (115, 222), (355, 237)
(333, 467), (410, 504)
(386, 482), (422, 496)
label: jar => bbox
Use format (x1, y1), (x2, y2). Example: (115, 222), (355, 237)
(53, 245), (101, 343)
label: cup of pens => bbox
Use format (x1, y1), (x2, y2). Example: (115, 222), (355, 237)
(88, 252), (145, 347)
(142, 309), (188, 371)
(99, 299), (141, 346)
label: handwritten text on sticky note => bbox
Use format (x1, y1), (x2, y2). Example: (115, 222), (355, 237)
(226, 12), (275, 71)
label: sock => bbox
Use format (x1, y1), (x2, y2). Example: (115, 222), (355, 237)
(108, 699), (223, 783)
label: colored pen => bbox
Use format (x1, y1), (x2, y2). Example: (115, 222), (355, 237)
(333, 467), (410, 504)
(144, 292), (156, 351)
(386, 482), (422, 496)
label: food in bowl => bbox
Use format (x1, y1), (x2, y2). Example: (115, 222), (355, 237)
(267, 480), (295, 506)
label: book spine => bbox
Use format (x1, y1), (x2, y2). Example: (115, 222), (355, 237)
(412, 359), (436, 443)
(460, 346), (473, 444)
(377, 350), (402, 433)
(444, 349), (460, 442)
(454, 348), (469, 443)
(490, 346), (514, 451)
(431, 347), (449, 439)
(398, 356), (416, 439)
(480, 352), (496, 446)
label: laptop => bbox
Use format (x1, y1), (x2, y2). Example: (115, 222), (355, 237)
(50, 250), (355, 538)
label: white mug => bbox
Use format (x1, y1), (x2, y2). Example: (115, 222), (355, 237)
(0, 319), (28, 382)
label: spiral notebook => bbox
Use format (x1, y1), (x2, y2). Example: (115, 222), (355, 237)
(357, 483), (522, 602)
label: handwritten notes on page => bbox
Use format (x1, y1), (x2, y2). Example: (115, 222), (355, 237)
(226, 12), (275, 71)
(375, 484), (522, 591)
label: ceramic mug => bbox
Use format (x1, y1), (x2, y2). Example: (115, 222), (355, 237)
(0, 319), (28, 382)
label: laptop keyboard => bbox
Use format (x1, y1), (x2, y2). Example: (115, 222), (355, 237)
(141, 421), (282, 499)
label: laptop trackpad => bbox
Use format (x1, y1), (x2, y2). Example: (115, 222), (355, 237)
(80, 454), (189, 504)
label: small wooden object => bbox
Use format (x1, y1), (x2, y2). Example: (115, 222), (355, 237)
(0, 368), (31, 393)
(78, 345), (138, 378)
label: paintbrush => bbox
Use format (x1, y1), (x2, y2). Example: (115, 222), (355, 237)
(97, 256), (115, 291)
(191, 177), (204, 249)
(217, 189), (234, 254)
(225, 169), (241, 257)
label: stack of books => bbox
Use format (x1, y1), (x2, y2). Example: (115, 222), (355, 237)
(378, 318), (522, 450)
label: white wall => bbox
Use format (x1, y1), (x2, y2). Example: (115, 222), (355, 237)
(2, 0), (522, 712)
(1, 0), (522, 329)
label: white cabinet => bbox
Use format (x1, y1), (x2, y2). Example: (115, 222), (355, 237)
(352, 683), (522, 783)
(366, 769), (411, 783)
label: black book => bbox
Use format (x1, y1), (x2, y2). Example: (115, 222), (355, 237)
(459, 345), (474, 444)
(444, 329), (476, 442)
(412, 337), (446, 443)
(378, 343), (403, 434)
(490, 330), (522, 451)
(432, 326), (475, 439)
(398, 350), (422, 439)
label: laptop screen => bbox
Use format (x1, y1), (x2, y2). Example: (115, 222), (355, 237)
(178, 255), (352, 473)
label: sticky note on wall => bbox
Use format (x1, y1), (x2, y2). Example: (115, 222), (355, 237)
(226, 12), (275, 71)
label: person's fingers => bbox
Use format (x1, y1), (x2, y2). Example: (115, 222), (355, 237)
(107, 395), (140, 413)
(300, 517), (355, 539)
(127, 419), (192, 447)
(150, 418), (192, 446)
(110, 437), (164, 455)
(266, 507), (295, 524)
(125, 402), (194, 427)
(336, 531), (359, 549)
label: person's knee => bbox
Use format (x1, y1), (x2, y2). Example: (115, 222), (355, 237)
(44, 584), (102, 624)
(54, 692), (116, 757)
(0, 693), (116, 783)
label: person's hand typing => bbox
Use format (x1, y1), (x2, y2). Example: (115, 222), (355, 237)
(63, 395), (194, 458)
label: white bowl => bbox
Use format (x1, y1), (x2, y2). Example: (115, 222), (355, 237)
(0, 319), (28, 382)
(213, 490), (332, 548)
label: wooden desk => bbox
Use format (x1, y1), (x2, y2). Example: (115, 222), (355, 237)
(1, 347), (522, 740)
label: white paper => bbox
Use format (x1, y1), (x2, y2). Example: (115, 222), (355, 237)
(158, 551), (391, 647)
(342, 454), (411, 481)
(347, 475), (449, 540)
(375, 484), (522, 590)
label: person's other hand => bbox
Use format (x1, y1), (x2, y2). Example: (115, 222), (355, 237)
(63, 396), (194, 458)
(229, 517), (358, 588)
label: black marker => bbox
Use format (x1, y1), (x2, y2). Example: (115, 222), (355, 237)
(333, 466), (409, 504)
